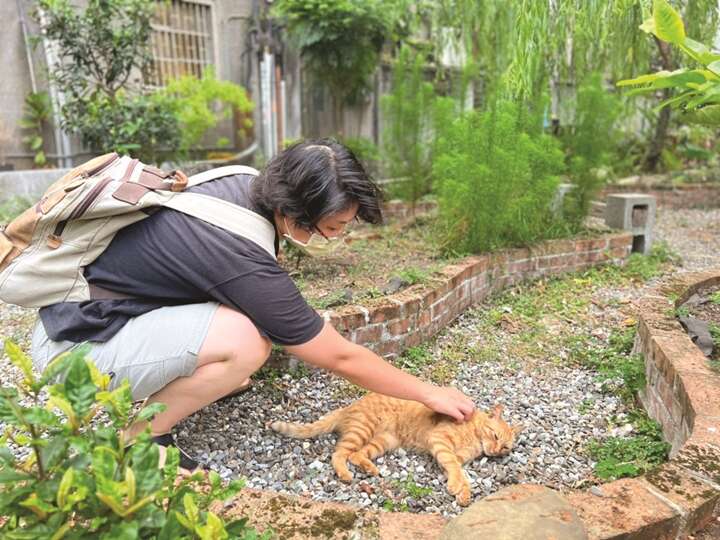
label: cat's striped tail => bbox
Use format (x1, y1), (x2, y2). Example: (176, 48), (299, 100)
(270, 409), (343, 439)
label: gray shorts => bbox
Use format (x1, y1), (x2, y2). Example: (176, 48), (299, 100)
(31, 302), (220, 401)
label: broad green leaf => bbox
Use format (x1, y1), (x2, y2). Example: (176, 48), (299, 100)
(99, 521), (139, 540)
(86, 360), (111, 390)
(96, 492), (127, 516)
(136, 402), (167, 423)
(197, 512), (228, 540)
(47, 395), (77, 428)
(684, 104), (720, 126)
(19, 493), (57, 520)
(123, 494), (155, 517)
(24, 406), (60, 426)
(682, 37), (720, 65)
(39, 437), (67, 471)
(0, 446), (15, 466)
(64, 354), (97, 418)
(0, 469), (33, 483)
(708, 61), (720, 77)
(93, 446), (119, 495)
(50, 522), (71, 540)
(617, 70), (673, 87)
(56, 468), (73, 508)
(125, 466), (136, 505)
(655, 91), (695, 111)
(183, 492), (199, 524)
(652, 0), (685, 45)
(175, 510), (194, 531)
(4, 341), (34, 385)
(639, 15), (655, 35)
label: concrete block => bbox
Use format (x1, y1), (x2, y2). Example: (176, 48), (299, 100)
(550, 183), (576, 216)
(604, 193), (656, 255)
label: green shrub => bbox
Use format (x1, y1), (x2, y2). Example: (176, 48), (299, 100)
(561, 73), (621, 229)
(0, 342), (266, 539)
(162, 69), (254, 156)
(434, 100), (564, 254)
(273, 0), (402, 106)
(35, 0), (182, 164)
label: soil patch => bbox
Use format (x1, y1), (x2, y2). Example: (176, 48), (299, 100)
(280, 212), (603, 311)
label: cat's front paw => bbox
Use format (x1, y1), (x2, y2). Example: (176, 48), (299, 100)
(336, 470), (354, 483)
(348, 452), (380, 476)
(455, 487), (471, 506)
(448, 478), (471, 506)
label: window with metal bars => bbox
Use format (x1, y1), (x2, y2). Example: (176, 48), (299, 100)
(149, 0), (216, 86)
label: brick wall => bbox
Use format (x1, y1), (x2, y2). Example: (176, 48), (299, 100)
(319, 232), (633, 360)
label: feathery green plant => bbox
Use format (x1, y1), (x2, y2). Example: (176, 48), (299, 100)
(434, 100), (564, 254)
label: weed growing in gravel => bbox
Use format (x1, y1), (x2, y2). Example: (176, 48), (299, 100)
(578, 398), (595, 414)
(382, 474), (432, 511)
(396, 345), (433, 375)
(710, 291), (720, 305)
(566, 328), (670, 480)
(587, 410), (669, 480)
(396, 267), (430, 286)
(566, 327), (644, 404)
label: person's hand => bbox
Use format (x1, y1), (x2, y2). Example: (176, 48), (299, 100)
(422, 386), (475, 422)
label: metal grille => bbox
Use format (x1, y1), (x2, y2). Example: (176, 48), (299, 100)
(149, 0), (215, 86)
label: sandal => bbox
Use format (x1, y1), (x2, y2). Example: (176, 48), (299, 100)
(151, 432), (202, 472)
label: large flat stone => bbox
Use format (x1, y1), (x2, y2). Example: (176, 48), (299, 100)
(439, 484), (587, 540)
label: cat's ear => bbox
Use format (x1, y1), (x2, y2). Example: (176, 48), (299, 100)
(490, 404), (504, 418)
(512, 423), (525, 436)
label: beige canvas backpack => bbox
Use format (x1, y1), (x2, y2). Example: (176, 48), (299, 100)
(0, 153), (276, 308)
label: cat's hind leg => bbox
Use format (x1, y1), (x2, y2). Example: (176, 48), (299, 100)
(349, 432), (399, 476)
(332, 425), (373, 482)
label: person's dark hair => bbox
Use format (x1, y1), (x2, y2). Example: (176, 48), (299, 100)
(251, 138), (383, 230)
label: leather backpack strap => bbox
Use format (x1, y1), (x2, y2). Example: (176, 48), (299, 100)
(162, 192), (277, 259)
(187, 165), (260, 187)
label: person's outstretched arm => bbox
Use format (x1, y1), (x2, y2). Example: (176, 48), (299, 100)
(285, 322), (475, 421)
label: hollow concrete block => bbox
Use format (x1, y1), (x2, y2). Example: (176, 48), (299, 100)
(604, 193), (656, 255)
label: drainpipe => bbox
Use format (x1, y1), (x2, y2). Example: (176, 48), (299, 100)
(16, 0), (37, 94)
(37, 8), (73, 168)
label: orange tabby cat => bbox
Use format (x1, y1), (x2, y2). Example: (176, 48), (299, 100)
(271, 393), (522, 506)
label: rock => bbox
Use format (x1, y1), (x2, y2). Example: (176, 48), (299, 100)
(440, 485), (588, 540)
(678, 316), (714, 356)
(323, 288), (353, 308)
(382, 276), (410, 295)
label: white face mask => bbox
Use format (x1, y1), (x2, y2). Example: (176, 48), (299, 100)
(282, 217), (343, 257)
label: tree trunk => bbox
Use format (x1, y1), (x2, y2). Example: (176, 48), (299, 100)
(643, 94), (671, 172)
(643, 38), (673, 173)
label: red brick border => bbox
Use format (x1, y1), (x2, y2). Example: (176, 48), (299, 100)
(230, 248), (720, 538)
(318, 232), (634, 360)
(565, 270), (720, 539)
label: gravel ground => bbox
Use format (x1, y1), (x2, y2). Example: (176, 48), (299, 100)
(2, 205), (719, 516)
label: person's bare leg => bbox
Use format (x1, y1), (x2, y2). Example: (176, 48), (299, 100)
(124, 305), (271, 441)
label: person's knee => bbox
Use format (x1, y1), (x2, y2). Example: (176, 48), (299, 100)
(200, 305), (272, 368)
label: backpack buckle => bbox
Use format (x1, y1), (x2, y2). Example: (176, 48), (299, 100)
(170, 170), (188, 192)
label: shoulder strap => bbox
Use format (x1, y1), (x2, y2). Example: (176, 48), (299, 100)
(187, 165), (260, 187)
(162, 192), (277, 259)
